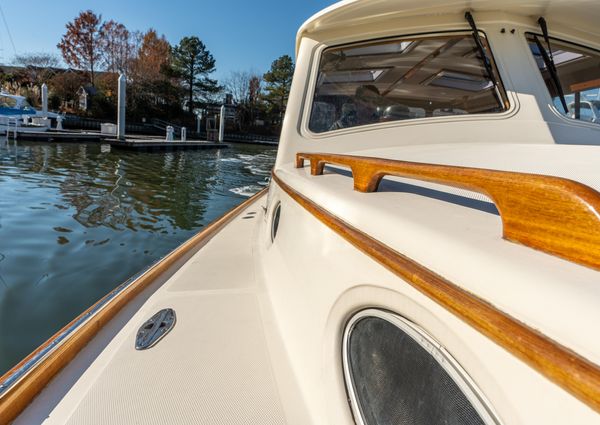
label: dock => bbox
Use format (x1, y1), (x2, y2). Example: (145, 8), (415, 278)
(8, 129), (273, 147)
(107, 138), (227, 151)
(12, 130), (106, 143)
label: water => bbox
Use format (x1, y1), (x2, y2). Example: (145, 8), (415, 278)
(0, 140), (276, 376)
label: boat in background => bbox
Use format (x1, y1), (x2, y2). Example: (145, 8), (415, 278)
(0, 92), (59, 133)
(1, 1), (600, 424)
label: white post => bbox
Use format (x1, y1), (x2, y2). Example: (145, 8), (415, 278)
(41, 83), (48, 118)
(196, 111), (202, 133)
(181, 127), (187, 142)
(218, 105), (225, 142)
(117, 74), (126, 140)
(166, 126), (174, 141)
(11, 118), (17, 139)
(56, 115), (63, 130)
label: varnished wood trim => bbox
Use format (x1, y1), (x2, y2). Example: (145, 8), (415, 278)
(571, 78), (600, 93)
(0, 188), (267, 424)
(272, 171), (600, 414)
(296, 152), (600, 271)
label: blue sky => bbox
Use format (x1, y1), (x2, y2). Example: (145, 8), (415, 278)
(0, 0), (335, 80)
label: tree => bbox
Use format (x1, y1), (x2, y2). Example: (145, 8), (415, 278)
(100, 20), (134, 75)
(224, 71), (264, 130)
(131, 29), (171, 83)
(49, 71), (86, 109)
(249, 75), (262, 105)
(126, 29), (183, 121)
(172, 36), (219, 111)
(57, 10), (105, 85)
(13, 52), (61, 84)
(224, 70), (254, 104)
(262, 54), (294, 124)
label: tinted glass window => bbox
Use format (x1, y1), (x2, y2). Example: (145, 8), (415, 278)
(346, 315), (492, 425)
(0, 96), (17, 108)
(309, 34), (507, 133)
(527, 33), (600, 124)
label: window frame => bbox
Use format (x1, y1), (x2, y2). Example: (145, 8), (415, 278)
(342, 309), (502, 425)
(525, 31), (600, 128)
(301, 30), (513, 139)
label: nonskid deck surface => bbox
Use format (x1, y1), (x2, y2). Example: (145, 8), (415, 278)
(16, 196), (291, 425)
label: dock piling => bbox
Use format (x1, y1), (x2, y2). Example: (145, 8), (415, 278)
(41, 84), (48, 118)
(196, 111), (202, 133)
(218, 105), (225, 143)
(117, 74), (126, 140)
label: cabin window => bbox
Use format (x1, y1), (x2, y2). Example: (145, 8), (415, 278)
(308, 34), (508, 133)
(0, 96), (17, 108)
(526, 33), (600, 124)
(343, 310), (499, 425)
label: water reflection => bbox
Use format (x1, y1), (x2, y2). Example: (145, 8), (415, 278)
(0, 140), (276, 375)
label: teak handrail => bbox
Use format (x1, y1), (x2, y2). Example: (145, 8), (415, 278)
(272, 171), (600, 414)
(296, 152), (600, 270)
(0, 188), (268, 424)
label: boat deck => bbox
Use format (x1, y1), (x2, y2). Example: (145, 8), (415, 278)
(15, 193), (305, 424)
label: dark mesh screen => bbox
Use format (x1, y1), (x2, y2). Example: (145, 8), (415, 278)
(348, 316), (486, 425)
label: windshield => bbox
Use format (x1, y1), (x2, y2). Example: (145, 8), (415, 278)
(526, 33), (600, 124)
(308, 33), (508, 134)
(20, 99), (33, 110)
(0, 96), (18, 108)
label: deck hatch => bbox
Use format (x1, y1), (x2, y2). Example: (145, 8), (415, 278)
(135, 308), (176, 350)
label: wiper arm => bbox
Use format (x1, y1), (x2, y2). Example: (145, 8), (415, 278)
(465, 11), (503, 105)
(537, 17), (569, 113)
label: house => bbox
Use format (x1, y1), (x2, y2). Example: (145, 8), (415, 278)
(77, 85), (97, 111)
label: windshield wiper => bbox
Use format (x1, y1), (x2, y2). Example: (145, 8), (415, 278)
(465, 11), (503, 106)
(536, 17), (569, 113)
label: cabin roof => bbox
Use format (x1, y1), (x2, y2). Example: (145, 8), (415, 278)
(296, 0), (600, 54)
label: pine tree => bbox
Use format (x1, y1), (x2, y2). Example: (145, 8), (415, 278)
(172, 36), (219, 111)
(262, 55), (294, 125)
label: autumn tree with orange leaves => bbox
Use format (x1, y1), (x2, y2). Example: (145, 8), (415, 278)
(132, 29), (171, 81)
(127, 29), (184, 120)
(57, 10), (105, 85)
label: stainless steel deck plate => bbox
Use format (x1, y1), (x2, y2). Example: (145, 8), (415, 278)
(135, 308), (176, 350)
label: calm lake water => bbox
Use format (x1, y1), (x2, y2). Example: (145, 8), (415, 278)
(0, 139), (276, 375)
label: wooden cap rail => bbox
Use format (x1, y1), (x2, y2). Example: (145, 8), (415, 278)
(296, 152), (600, 270)
(0, 188), (268, 424)
(272, 171), (600, 414)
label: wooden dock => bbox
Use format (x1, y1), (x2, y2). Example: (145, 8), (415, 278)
(108, 138), (227, 151)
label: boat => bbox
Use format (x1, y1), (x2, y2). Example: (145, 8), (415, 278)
(2, 0), (600, 423)
(0, 92), (59, 133)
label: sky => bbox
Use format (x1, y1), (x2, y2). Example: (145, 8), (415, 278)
(0, 0), (336, 80)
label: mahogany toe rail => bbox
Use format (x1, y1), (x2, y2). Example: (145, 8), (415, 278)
(272, 171), (600, 414)
(296, 152), (600, 270)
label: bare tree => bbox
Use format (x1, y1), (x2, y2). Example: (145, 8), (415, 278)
(224, 70), (251, 104)
(101, 20), (134, 75)
(223, 70), (264, 130)
(57, 10), (105, 85)
(13, 52), (61, 84)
